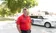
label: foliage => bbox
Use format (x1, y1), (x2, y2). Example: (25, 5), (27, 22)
(0, 0), (38, 16)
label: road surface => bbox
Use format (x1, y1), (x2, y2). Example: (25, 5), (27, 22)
(0, 21), (56, 33)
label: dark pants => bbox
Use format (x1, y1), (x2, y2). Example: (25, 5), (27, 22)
(21, 30), (31, 33)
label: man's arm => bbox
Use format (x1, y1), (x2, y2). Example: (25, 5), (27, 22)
(16, 17), (21, 33)
(16, 24), (21, 33)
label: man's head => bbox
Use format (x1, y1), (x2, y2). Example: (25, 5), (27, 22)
(23, 8), (29, 16)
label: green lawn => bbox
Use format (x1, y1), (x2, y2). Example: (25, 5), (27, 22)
(0, 17), (15, 21)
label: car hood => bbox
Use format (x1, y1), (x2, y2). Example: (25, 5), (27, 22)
(45, 18), (56, 21)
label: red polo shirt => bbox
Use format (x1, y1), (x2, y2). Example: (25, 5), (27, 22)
(16, 14), (31, 30)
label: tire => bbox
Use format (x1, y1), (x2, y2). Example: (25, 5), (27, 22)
(44, 22), (51, 28)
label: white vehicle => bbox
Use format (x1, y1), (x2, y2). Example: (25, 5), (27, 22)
(30, 15), (56, 28)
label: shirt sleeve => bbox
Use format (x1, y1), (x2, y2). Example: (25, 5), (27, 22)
(30, 18), (32, 22)
(29, 17), (32, 23)
(16, 17), (21, 25)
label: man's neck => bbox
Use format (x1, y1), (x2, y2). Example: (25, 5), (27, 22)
(23, 14), (28, 17)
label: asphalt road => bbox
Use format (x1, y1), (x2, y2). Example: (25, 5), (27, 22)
(0, 21), (56, 33)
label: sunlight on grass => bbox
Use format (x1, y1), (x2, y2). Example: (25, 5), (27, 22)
(0, 17), (14, 21)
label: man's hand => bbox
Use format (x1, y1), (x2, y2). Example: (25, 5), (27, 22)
(19, 31), (21, 33)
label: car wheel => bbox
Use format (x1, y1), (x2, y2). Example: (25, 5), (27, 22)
(44, 22), (51, 28)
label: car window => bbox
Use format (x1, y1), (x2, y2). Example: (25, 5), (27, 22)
(38, 16), (44, 19)
(30, 16), (38, 18)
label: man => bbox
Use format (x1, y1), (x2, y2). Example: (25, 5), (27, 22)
(16, 8), (31, 33)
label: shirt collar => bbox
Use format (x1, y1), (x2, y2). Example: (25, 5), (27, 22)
(23, 14), (28, 18)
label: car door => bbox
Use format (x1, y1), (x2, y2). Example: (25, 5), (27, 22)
(34, 16), (44, 25)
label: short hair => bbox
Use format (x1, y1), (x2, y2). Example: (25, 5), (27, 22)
(23, 8), (27, 10)
(23, 8), (28, 12)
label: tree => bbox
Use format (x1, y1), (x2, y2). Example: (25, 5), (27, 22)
(2, 0), (38, 15)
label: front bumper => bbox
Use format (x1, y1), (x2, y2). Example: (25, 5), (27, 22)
(51, 23), (56, 27)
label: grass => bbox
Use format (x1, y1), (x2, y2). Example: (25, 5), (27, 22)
(0, 17), (15, 21)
